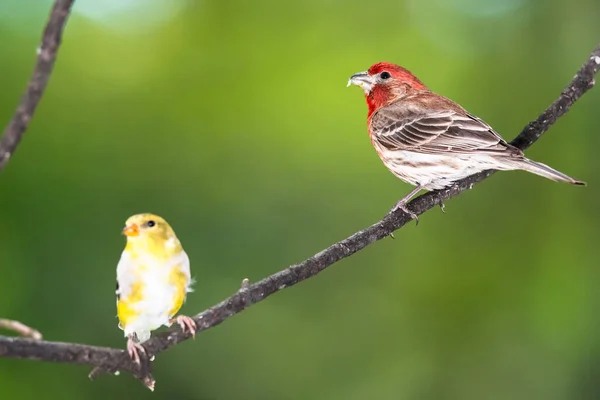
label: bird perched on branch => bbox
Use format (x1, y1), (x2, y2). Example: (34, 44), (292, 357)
(116, 213), (196, 363)
(348, 62), (585, 220)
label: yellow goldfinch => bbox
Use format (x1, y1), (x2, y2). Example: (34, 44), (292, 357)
(116, 213), (196, 363)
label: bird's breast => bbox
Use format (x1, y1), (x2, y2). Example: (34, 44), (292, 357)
(117, 254), (191, 331)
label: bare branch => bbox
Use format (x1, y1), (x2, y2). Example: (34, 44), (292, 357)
(1, 45), (598, 389)
(0, 0), (75, 172)
(0, 319), (42, 340)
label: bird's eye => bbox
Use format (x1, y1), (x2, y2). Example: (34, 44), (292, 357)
(380, 71), (391, 80)
(146, 220), (156, 228)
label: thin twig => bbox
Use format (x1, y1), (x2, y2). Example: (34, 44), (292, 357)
(0, 319), (42, 340)
(0, 0), (75, 172)
(1, 45), (598, 390)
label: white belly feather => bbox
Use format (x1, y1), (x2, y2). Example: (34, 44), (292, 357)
(116, 250), (191, 342)
(378, 147), (511, 190)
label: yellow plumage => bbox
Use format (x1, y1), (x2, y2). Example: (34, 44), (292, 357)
(115, 213), (195, 363)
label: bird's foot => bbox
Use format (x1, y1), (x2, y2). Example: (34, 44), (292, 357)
(126, 336), (146, 365)
(386, 185), (424, 225)
(171, 315), (197, 338)
(440, 201), (446, 213)
(391, 200), (419, 225)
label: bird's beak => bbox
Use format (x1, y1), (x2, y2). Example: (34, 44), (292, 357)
(347, 71), (374, 93)
(122, 223), (140, 237)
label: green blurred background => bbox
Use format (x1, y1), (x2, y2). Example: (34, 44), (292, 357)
(1, 0), (599, 399)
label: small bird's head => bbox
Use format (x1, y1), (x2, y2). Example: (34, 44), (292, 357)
(348, 62), (428, 117)
(122, 213), (182, 257)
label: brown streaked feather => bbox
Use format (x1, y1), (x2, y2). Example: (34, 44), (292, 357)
(370, 92), (522, 156)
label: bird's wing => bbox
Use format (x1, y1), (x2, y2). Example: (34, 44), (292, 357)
(116, 251), (145, 330)
(116, 251), (136, 303)
(371, 104), (517, 155)
(172, 250), (193, 293)
(166, 250), (193, 318)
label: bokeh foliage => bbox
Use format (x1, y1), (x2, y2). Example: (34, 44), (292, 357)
(0, 0), (599, 399)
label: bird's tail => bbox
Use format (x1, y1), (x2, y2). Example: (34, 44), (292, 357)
(517, 158), (586, 186)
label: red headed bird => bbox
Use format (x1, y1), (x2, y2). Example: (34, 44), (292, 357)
(348, 62), (585, 220)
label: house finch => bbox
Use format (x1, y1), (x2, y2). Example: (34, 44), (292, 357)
(348, 62), (585, 220)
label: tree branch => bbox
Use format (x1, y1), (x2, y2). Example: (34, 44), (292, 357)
(0, 319), (42, 340)
(0, 0), (75, 172)
(0, 23), (597, 389)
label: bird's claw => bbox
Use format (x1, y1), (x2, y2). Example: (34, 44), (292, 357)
(392, 201), (419, 225)
(126, 337), (146, 365)
(440, 202), (446, 213)
(172, 315), (197, 338)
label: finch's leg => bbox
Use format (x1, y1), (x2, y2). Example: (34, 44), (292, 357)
(126, 334), (146, 364)
(171, 315), (197, 338)
(390, 185), (424, 223)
